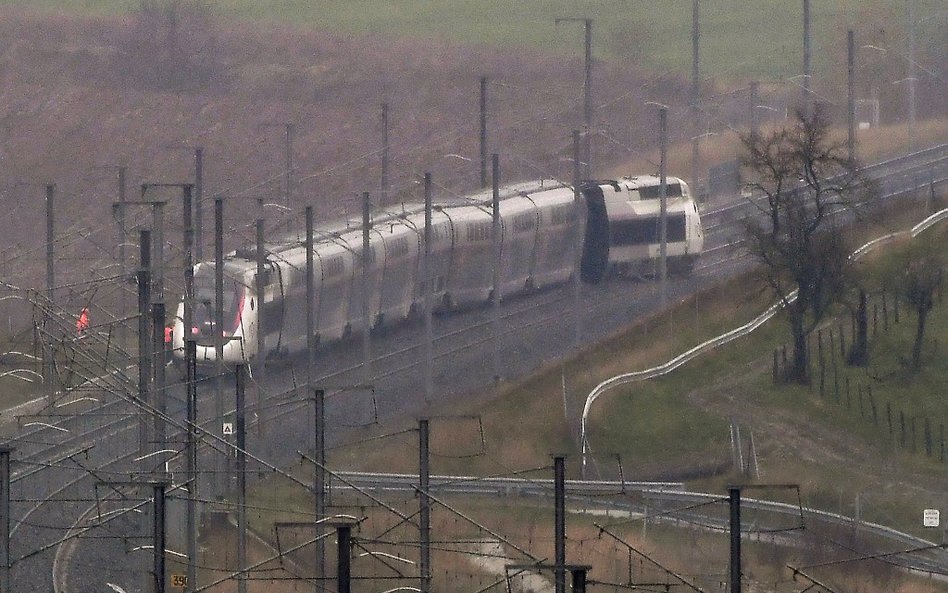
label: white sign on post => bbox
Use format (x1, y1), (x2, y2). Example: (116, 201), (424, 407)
(222, 422), (234, 435)
(923, 509), (940, 528)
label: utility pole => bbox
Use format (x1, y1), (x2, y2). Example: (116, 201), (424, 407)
(419, 419), (431, 593)
(362, 192), (372, 385)
(423, 174), (433, 404)
(0, 447), (12, 593)
(728, 486), (742, 593)
(847, 31), (856, 163)
(555, 18), (593, 177)
(235, 365), (247, 593)
(138, 231), (152, 462)
(381, 103), (390, 205)
(658, 106), (668, 309)
(491, 154), (501, 382)
(285, 124), (294, 220)
(313, 387), (326, 588)
(152, 481), (167, 593)
(255, 218), (266, 437)
(195, 147), (204, 261)
(691, 0), (701, 196)
(572, 131), (583, 348)
(182, 185), (194, 336)
(152, 301), (166, 458)
(305, 206), (316, 377)
(185, 340), (197, 593)
(802, 0), (812, 114)
(337, 524), (351, 593)
(44, 184), (55, 404)
(554, 456), (566, 593)
(117, 167), (127, 349)
(480, 77), (489, 188)
(214, 198), (225, 498)
(907, 0), (917, 153)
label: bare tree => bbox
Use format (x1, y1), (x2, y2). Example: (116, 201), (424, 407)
(740, 107), (871, 384)
(888, 235), (945, 370)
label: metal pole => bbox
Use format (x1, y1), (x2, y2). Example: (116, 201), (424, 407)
(235, 364), (247, 593)
(570, 568), (587, 593)
(337, 525), (351, 593)
(183, 185), (194, 339)
(153, 481), (166, 593)
(214, 198), (224, 498)
(255, 218), (266, 437)
(152, 301), (165, 458)
(285, 124), (294, 220)
(185, 339), (197, 593)
(45, 184), (55, 404)
(659, 107), (668, 309)
(151, 201), (164, 302)
(583, 19), (592, 178)
(491, 154), (501, 382)
(907, 0), (916, 153)
(138, 232), (152, 462)
(305, 207), (315, 376)
(802, 0), (811, 114)
(423, 174), (433, 403)
(0, 448), (13, 593)
(381, 104), (390, 204)
(419, 419), (431, 593)
(480, 77), (488, 188)
(362, 192), (372, 384)
(195, 148), (204, 261)
(313, 388), (325, 587)
(554, 456), (566, 593)
(572, 130), (582, 348)
(118, 167), (127, 349)
(847, 31), (856, 163)
(691, 0), (700, 197)
(729, 486), (741, 593)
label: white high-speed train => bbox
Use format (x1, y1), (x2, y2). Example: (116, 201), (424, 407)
(171, 175), (703, 365)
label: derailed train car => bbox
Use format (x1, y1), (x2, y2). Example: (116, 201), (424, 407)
(171, 175), (703, 365)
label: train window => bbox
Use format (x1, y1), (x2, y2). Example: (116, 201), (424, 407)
(389, 237), (409, 258)
(550, 205), (571, 225)
(325, 257), (345, 278)
(513, 213), (536, 232)
(610, 214), (687, 245)
(638, 183), (683, 200)
(466, 221), (491, 242)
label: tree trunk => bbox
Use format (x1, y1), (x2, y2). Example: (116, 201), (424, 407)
(848, 289), (869, 366)
(911, 307), (928, 370)
(790, 314), (810, 384)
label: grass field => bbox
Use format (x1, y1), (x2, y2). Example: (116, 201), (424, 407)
(6, 0), (943, 80)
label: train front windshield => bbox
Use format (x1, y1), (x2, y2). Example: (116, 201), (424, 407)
(190, 270), (245, 346)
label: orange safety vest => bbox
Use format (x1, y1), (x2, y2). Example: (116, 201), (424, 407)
(76, 308), (90, 334)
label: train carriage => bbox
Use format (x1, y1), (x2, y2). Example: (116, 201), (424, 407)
(407, 207), (454, 311)
(441, 205), (494, 309)
(496, 196), (539, 298)
(375, 214), (421, 327)
(528, 185), (578, 290)
(173, 172), (703, 366)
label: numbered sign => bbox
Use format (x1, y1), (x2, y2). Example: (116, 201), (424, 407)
(923, 509), (940, 528)
(171, 574), (188, 588)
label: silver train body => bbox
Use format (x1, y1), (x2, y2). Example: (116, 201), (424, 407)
(171, 175), (703, 365)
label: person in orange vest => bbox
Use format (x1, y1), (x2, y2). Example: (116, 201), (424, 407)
(76, 307), (90, 337)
